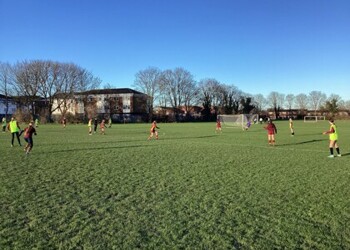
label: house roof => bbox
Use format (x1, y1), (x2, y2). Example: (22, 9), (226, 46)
(76, 88), (146, 96)
(0, 94), (16, 99)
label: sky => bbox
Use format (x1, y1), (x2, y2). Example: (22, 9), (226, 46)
(1, 0), (350, 100)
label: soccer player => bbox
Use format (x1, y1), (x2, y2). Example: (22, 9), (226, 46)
(62, 117), (67, 128)
(23, 122), (37, 155)
(88, 118), (92, 135)
(2, 116), (6, 132)
(94, 118), (98, 133)
(108, 117), (112, 128)
(322, 119), (341, 158)
(244, 120), (251, 131)
(289, 117), (295, 136)
(264, 120), (277, 146)
(8, 117), (22, 147)
(100, 119), (106, 135)
(148, 120), (159, 140)
(35, 118), (39, 128)
(215, 119), (222, 133)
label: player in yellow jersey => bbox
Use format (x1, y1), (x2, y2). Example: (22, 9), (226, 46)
(289, 117), (294, 136)
(8, 116), (22, 147)
(88, 118), (92, 135)
(322, 119), (341, 158)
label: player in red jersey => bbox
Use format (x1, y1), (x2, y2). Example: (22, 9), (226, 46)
(23, 122), (37, 154)
(100, 119), (106, 135)
(148, 121), (159, 140)
(264, 120), (277, 146)
(215, 119), (222, 133)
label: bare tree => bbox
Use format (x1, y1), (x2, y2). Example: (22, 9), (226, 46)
(267, 92), (278, 114)
(12, 60), (43, 118)
(133, 67), (162, 121)
(221, 84), (241, 114)
(343, 100), (350, 111)
(197, 80), (243, 116)
(160, 68), (196, 120)
(285, 94), (295, 110)
(308, 91), (326, 115)
(277, 93), (285, 110)
(198, 78), (217, 120)
(0, 62), (15, 116)
(253, 94), (267, 112)
(53, 63), (78, 118)
(75, 68), (101, 92)
(182, 79), (198, 114)
(35, 60), (62, 121)
(267, 91), (284, 119)
(197, 78), (223, 118)
(327, 94), (343, 107)
(55, 63), (101, 119)
(295, 93), (308, 110)
(103, 82), (113, 89)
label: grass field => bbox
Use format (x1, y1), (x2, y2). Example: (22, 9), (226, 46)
(1, 120), (349, 249)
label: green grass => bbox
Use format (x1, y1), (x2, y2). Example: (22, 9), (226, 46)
(1, 120), (349, 249)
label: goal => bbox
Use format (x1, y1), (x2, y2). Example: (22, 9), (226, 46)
(304, 116), (326, 122)
(218, 114), (259, 129)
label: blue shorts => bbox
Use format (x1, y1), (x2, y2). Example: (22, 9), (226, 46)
(24, 137), (33, 146)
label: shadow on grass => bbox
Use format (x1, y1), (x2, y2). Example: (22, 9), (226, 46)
(294, 132), (326, 136)
(278, 139), (327, 146)
(43, 135), (217, 146)
(163, 135), (217, 140)
(293, 139), (327, 145)
(48, 144), (155, 153)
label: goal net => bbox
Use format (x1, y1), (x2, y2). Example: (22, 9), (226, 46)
(218, 114), (259, 129)
(304, 116), (326, 122)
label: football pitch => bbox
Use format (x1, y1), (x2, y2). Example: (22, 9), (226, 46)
(1, 120), (349, 249)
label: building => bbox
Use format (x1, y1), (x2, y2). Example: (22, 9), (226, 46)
(0, 94), (17, 117)
(52, 88), (149, 122)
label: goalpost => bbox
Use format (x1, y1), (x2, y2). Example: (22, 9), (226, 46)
(304, 116), (326, 122)
(218, 114), (259, 130)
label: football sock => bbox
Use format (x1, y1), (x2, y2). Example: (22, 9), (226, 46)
(330, 148), (334, 155)
(336, 148), (340, 154)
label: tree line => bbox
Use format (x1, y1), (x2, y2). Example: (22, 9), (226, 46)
(0, 60), (100, 121)
(133, 67), (350, 120)
(1, 61), (350, 122)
